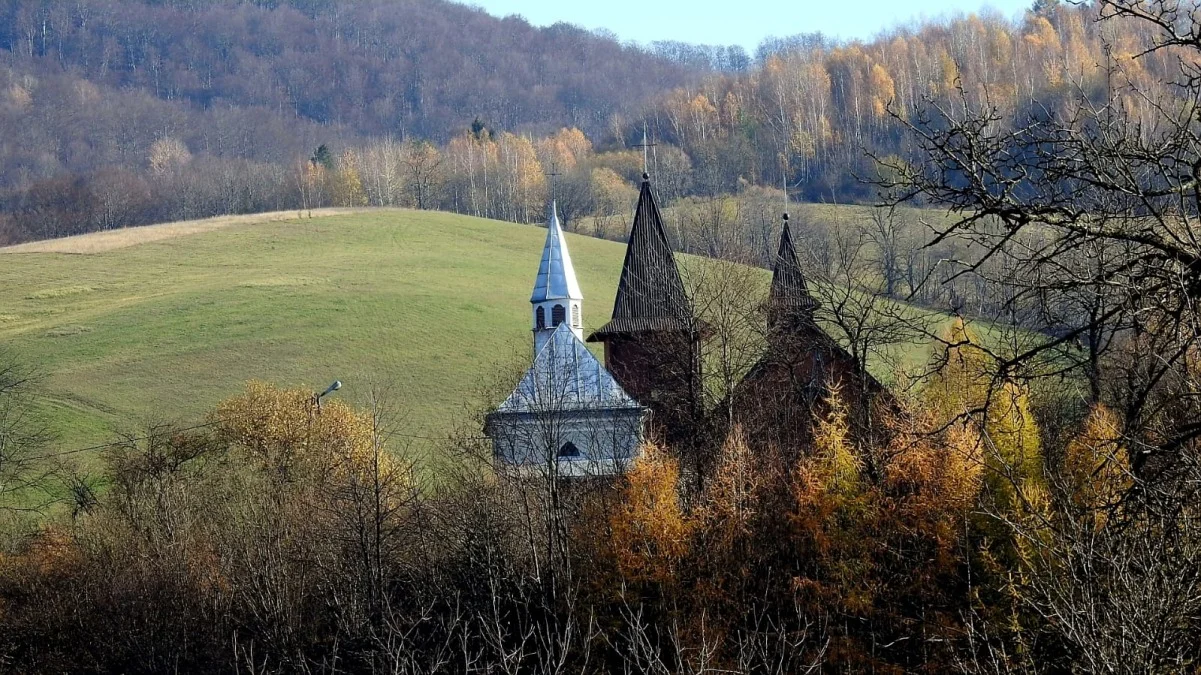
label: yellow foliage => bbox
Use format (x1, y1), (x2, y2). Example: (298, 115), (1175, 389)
(925, 319), (1043, 514)
(332, 151), (367, 207)
(1022, 15), (1058, 51)
(985, 382), (1042, 483)
(868, 63), (895, 118)
(886, 417), (983, 518)
(698, 426), (757, 546)
(1063, 404), (1131, 514)
(763, 54), (784, 76)
(212, 381), (391, 484)
(536, 127), (592, 171)
(926, 319), (995, 418)
(609, 442), (691, 583)
(496, 132), (546, 220)
(937, 50), (959, 95)
(812, 384), (861, 495)
(589, 167), (636, 216)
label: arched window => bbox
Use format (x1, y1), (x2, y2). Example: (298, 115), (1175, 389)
(535, 306), (546, 329)
(572, 304), (581, 328)
(551, 304), (566, 326)
(557, 441), (580, 458)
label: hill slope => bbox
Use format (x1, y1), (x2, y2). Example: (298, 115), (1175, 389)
(0, 209), (632, 452)
(1, 208), (959, 459)
(0, 0), (700, 176)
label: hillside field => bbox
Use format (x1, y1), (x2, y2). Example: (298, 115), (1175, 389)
(0, 208), (948, 462)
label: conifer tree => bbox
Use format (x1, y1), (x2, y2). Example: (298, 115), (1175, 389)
(925, 319), (1044, 514)
(609, 442), (690, 585)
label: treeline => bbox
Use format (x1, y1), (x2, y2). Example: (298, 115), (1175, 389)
(1, 315), (1196, 671)
(0, 0), (701, 140)
(1, 2), (1181, 245)
(0, 0), (700, 192)
(643, 1), (1181, 202)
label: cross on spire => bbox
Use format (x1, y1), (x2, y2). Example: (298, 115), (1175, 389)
(634, 125), (657, 177)
(782, 174), (790, 219)
(545, 161), (562, 202)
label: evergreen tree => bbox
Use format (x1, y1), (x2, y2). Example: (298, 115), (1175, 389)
(311, 144), (335, 170)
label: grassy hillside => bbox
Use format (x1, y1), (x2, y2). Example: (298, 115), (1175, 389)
(0, 208), (962, 462)
(0, 209), (635, 456)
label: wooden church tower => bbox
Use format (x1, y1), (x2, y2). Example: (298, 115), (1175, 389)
(732, 212), (891, 455)
(588, 173), (703, 444)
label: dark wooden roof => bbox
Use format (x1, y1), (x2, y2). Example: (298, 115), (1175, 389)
(589, 175), (693, 340)
(769, 214), (819, 317)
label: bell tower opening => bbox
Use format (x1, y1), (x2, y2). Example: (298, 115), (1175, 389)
(531, 200), (584, 349)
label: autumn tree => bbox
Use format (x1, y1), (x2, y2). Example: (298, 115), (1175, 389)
(331, 150), (367, 207)
(609, 442), (691, 586)
(925, 319), (1043, 517)
(402, 139), (444, 210)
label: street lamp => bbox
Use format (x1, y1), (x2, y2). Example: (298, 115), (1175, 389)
(314, 380), (342, 412)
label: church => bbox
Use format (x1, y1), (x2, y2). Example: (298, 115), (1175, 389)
(485, 172), (889, 476)
(483, 201), (649, 477)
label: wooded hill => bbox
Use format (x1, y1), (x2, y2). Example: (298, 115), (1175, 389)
(0, 1), (1185, 250)
(0, 0), (705, 209)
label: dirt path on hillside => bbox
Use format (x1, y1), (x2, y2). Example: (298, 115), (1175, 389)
(0, 208), (393, 254)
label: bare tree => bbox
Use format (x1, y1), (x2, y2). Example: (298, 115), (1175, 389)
(0, 351), (51, 515)
(877, 1), (1201, 667)
(879, 0), (1201, 465)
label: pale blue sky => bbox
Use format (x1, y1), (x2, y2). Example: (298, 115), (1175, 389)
(468, 0), (1036, 52)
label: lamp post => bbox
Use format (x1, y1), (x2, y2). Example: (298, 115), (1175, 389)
(314, 380), (342, 412)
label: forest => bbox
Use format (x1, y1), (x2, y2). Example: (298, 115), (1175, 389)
(5, 0), (1201, 671)
(0, 0), (1182, 253)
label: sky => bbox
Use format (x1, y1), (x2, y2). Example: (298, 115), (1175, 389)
(468, 0), (1035, 52)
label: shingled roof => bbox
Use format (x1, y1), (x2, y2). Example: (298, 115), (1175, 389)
(588, 174), (693, 340)
(769, 214), (819, 318)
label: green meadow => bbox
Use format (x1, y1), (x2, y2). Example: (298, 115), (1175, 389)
(0, 209), (955, 461)
(0, 211), (626, 454)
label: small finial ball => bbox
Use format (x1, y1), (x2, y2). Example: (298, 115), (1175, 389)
(783, 212), (790, 222)
(642, 172), (650, 181)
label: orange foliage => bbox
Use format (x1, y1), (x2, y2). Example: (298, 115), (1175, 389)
(868, 63), (895, 118)
(886, 414), (983, 554)
(535, 127), (592, 171)
(1062, 404), (1131, 515)
(608, 442), (691, 584)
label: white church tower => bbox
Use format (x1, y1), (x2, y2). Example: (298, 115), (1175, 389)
(484, 200), (648, 477)
(530, 201), (583, 353)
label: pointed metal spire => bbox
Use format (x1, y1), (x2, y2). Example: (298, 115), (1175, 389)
(530, 201), (582, 303)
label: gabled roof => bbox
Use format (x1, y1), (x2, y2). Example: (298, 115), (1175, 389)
(496, 324), (642, 413)
(769, 214), (819, 315)
(530, 201), (582, 303)
(589, 175), (692, 340)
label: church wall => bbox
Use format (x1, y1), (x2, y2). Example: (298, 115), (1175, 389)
(605, 332), (703, 445)
(487, 408), (646, 477)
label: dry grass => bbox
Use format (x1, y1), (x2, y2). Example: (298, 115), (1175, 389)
(0, 208), (386, 254)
